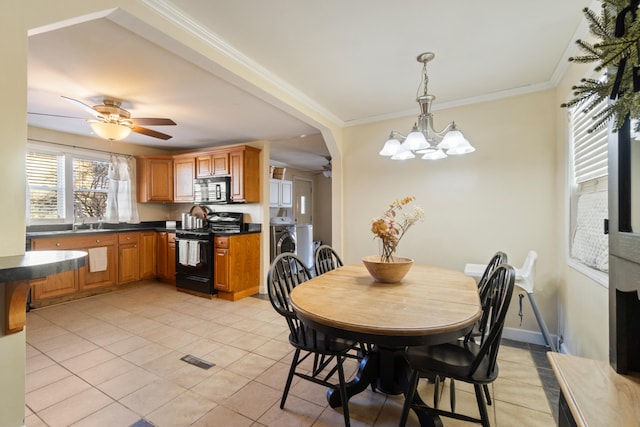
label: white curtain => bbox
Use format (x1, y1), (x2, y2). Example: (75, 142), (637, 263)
(106, 155), (140, 224)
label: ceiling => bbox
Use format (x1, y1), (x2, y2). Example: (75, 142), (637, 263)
(26, 0), (593, 172)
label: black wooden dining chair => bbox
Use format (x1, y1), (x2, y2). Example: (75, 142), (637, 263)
(313, 245), (373, 359)
(434, 251), (509, 409)
(267, 252), (357, 426)
(314, 244), (344, 275)
(399, 263), (516, 427)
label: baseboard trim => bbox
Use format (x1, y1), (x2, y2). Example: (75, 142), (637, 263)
(502, 327), (557, 349)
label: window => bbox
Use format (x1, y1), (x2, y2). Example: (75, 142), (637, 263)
(26, 145), (109, 224)
(73, 158), (109, 218)
(26, 151), (65, 220)
(567, 99), (609, 282)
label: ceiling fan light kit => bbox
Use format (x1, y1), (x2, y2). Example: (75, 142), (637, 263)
(89, 121), (132, 141)
(380, 52), (475, 160)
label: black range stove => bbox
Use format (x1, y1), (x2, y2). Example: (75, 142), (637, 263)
(175, 212), (244, 296)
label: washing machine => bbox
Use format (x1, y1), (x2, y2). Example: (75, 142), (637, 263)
(270, 216), (297, 262)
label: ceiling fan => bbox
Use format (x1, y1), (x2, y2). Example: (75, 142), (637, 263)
(36, 96), (176, 141)
(322, 156), (332, 178)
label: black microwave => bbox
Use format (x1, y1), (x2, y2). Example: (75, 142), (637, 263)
(194, 176), (231, 204)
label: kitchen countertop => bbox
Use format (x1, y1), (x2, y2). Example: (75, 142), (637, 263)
(26, 222), (262, 239)
(0, 250), (87, 282)
(26, 221), (176, 238)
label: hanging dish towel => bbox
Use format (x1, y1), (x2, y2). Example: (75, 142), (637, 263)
(178, 239), (189, 266)
(88, 247), (108, 272)
(188, 240), (200, 266)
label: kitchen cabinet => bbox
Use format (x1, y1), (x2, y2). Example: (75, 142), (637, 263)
(139, 231), (156, 279)
(213, 237), (229, 292)
(168, 232), (176, 283)
(138, 145), (260, 204)
(157, 231), (168, 279)
(196, 152), (229, 177)
(212, 152), (230, 175)
(229, 146), (260, 203)
(270, 179), (293, 207)
(118, 232), (139, 284)
(157, 231), (176, 284)
(30, 233), (117, 306)
(173, 155), (196, 202)
(213, 233), (260, 301)
(27, 230), (175, 307)
(30, 270), (77, 301)
(136, 156), (174, 202)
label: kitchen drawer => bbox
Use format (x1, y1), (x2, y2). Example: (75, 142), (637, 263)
(31, 233), (117, 250)
(214, 236), (229, 248)
(118, 232), (139, 245)
(168, 232), (176, 244)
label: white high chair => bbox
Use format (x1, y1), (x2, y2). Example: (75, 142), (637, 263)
(464, 250), (556, 351)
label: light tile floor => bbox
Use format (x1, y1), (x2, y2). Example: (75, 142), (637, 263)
(24, 280), (558, 426)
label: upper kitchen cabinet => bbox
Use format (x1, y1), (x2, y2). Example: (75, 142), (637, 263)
(173, 155), (196, 202)
(270, 179), (293, 207)
(136, 156), (174, 202)
(229, 146), (260, 203)
(196, 152), (230, 177)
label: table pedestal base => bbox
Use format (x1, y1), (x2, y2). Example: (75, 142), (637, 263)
(327, 346), (442, 427)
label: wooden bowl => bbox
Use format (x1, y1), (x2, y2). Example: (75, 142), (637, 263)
(362, 255), (414, 283)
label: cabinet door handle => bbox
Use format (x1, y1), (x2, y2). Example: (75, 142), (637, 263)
(56, 242), (61, 247)
(96, 239), (101, 243)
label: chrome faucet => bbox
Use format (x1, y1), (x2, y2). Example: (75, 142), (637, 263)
(72, 203), (84, 231)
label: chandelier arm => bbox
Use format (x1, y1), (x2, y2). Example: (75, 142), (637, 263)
(426, 119), (455, 137)
(389, 130), (407, 141)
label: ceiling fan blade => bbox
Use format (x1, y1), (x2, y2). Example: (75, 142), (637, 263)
(28, 112), (85, 120)
(132, 126), (172, 140)
(131, 118), (176, 126)
(61, 96), (101, 118)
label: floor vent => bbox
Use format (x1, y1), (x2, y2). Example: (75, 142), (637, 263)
(129, 419), (155, 427)
(180, 354), (215, 370)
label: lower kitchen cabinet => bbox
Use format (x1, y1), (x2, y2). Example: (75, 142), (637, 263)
(213, 233), (260, 301)
(80, 243), (117, 291)
(118, 232), (139, 284)
(139, 231), (157, 279)
(157, 231), (176, 284)
(168, 232), (176, 282)
(30, 233), (117, 307)
(30, 270), (78, 301)
(28, 229), (175, 307)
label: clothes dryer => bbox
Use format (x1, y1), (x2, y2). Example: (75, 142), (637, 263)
(270, 216), (297, 262)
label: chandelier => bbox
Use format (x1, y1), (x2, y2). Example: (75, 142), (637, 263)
(380, 52), (475, 160)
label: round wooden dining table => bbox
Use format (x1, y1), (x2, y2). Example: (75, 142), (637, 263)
(290, 262), (481, 427)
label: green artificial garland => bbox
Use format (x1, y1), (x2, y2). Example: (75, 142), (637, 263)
(562, 0), (640, 132)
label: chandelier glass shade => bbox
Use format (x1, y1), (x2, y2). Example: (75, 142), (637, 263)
(89, 121), (132, 141)
(380, 52), (475, 160)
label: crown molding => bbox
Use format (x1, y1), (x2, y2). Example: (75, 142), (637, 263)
(139, 0), (344, 127)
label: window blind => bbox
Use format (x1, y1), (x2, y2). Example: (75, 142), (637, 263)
(570, 102), (609, 184)
(26, 152), (65, 219)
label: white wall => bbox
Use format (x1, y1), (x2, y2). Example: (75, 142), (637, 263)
(342, 90), (560, 338)
(2, 2), (129, 425)
(554, 54), (609, 361)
